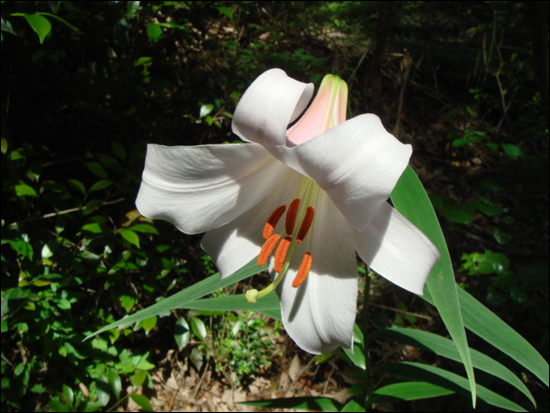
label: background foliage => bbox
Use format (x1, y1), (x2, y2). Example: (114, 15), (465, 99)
(1, 1), (548, 411)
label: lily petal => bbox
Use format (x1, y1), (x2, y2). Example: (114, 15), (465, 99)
(202, 168), (304, 278)
(354, 202), (441, 295)
(232, 69), (314, 148)
(276, 191), (357, 354)
(136, 143), (289, 234)
(277, 114), (412, 232)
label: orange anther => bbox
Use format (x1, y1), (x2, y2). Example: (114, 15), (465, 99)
(274, 236), (292, 273)
(263, 205), (286, 239)
(258, 234), (280, 267)
(296, 207), (315, 242)
(285, 199), (300, 235)
(292, 253), (312, 288)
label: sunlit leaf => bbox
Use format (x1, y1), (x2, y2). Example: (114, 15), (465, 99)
(175, 317), (190, 350)
(107, 370), (121, 399)
(129, 394), (153, 412)
(85, 258), (264, 340)
(119, 229), (140, 248)
(391, 166), (476, 404)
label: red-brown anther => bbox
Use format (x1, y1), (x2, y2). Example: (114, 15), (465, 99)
(285, 199), (300, 235)
(296, 206), (315, 242)
(292, 253), (312, 288)
(262, 205), (286, 239)
(258, 234), (280, 267)
(274, 236), (292, 273)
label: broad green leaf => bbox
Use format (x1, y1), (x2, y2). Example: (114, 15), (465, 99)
(129, 224), (159, 234)
(457, 287), (549, 387)
(111, 140), (127, 160)
(85, 258), (264, 340)
(391, 166), (476, 404)
(107, 370), (121, 399)
(239, 396), (344, 411)
(379, 327), (536, 406)
(89, 180), (113, 192)
(67, 179), (86, 194)
(129, 394), (153, 412)
(15, 182), (37, 197)
(86, 162), (109, 179)
(24, 14), (51, 43)
(81, 222), (102, 233)
(131, 370), (147, 387)
(146, 22), (162, 41)
(501, 143), (523, 159)
(62, 384), (74, 407)
(190, 316), (207, 341)
(142, 316), (157, 335)
(119, 229), (140, 247)
(95, 376), (111, 406)
(377, 362), (526, 412)
(370, 381), (454, 403)
(216, 6), (233, 21)
(175, 317), (190, 350)
(48, 399), (71, 412)
(1, 287), (31, 318)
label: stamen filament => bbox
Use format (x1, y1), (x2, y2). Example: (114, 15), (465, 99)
(274, 236), (292, 273)
(263, 205), (286, 239)
(296, 206), (315, 242)
(285, 199), (300, 235)
(258, 234), (280, 267)
(292, 253), (312, 288)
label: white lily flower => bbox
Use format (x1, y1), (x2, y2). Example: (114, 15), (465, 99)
(136, 69), (440, 355)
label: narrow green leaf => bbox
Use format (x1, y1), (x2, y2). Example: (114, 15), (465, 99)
(24, 14), (51, 43)
(85, 258), (264, 340)
(343, 324), (366, 370)
(391, 166), (476, 404)
(457, 288), (549, 387)
(239, 396), (344, 411)
(184, 293), (281, 320)
(377, 362), (526, 411)
(379, 327), (536, 406)
(341, 398), (364, 411)
(370, 381), (454, 403)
